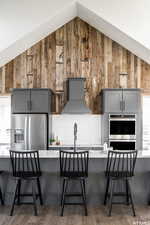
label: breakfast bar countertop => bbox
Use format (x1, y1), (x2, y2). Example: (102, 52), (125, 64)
(0, 146), (150, 158)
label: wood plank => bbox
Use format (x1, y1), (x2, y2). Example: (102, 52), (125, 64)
(137, 57), (141, 89)
(5, 61), (13, 93)
(1, 66), (6, 94)
(31, 42), (41, 88)
(13, 55), (22, 88)
(41, 38), (48, 88)
(56, 26), (64, 46)
(47, 33), (56, 90)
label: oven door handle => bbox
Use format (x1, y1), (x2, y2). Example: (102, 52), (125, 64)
(123, 101), (125, 111)
(120, 101), (122, 111)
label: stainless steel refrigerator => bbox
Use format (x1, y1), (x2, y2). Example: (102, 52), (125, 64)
(11, 114), (48, 150)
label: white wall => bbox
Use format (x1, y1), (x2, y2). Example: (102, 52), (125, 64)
(0, 0), (76, 67)
(51, 115), (101, 145)
(79, 0), (150, 50)
(0, 0), (76, 52)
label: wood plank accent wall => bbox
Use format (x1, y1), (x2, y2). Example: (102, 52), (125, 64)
(0, 17), (150, 113)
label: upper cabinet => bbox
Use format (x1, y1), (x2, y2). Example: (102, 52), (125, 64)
(122, 90), (141, 113)
(11, 89), (52, 113)
(30, 89), (50, 113)
(102, 89), (141, 113)
(11, 89), (30, 113)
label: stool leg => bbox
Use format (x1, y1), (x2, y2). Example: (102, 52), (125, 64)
(0, 186), (4, 205)
(83, 179), (87, 206)
(60, 179), (68, 216)
(104, 178), (110, 205)
(32, 180), (38, 216)
(60, 178), (65, 206)
(17, 179), (21, 205)
(80, 179), (88, 216)
(108, 179), (115, 217)
(10, 180), (19, 216)
(127, 179), (136, 217)
(37, 178), (43, 205)
(126, 179), (129, 205)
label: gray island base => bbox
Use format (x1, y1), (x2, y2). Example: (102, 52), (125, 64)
(0, 150), (150, 206)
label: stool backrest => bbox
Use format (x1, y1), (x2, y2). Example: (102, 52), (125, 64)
(59, 150), (89, 177)
(9, 150), (41, 177)
(106, 150), (137, 178)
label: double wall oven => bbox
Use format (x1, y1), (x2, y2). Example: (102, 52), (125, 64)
(109, 114), (136, 150)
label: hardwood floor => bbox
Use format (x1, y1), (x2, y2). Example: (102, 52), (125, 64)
(0, 205), (149, 225)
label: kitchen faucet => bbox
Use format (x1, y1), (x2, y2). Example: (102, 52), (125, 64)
(74, 122), (77, 152)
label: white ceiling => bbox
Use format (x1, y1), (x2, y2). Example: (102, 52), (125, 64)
(0, 0), (150, 67)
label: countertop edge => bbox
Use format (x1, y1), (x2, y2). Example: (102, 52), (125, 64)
(0, 150), (150, 159)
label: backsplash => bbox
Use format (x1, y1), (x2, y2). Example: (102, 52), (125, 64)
(51, 115), (101, 145)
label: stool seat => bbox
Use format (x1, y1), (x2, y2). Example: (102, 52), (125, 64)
(105, 171), (134, 178)
(61, 171), (88, 178)
(13, 171), (42, 179)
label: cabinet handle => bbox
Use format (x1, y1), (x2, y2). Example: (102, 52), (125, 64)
(27, 101), (30, 111)
(27, 101), (32, 111)
(30, 101), (32, 110)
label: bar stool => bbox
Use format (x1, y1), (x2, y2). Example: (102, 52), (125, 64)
(104, 150), (137, 216)
(59, 150), (89, 216)
(9, 150), (43, 216)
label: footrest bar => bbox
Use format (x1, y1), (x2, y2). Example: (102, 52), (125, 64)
(65, 194), (82, 197)
(111, 202), (131, 205)
(17, 194), (39, 197)
(15, 201), (35, 205)
(64, 202), (84, 205)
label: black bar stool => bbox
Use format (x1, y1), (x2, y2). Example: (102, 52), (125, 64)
(9, 150), (43, 216)
(104, 150), (137, 216)
(59, 150), (89, 216)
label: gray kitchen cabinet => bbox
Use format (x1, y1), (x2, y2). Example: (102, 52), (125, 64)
(11, 89), (30, 113)
(30, 89), (50, 113)
(11, 88), (51, 113)
(102, 88), (141, 113)
(102, 89), (122, 113)
(123, 90), (140, 113)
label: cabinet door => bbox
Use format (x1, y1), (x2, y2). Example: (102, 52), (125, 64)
(30, 89), (51, 113)
(11, 90), (30, 113)
(102, 90), (123, 113)
(123, 90), (140, 113)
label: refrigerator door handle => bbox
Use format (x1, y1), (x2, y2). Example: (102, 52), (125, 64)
(28, 116), (31, 150)
(24, 116), (28, 150)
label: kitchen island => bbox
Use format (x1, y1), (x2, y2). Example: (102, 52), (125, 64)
(0, 149), (150, 206)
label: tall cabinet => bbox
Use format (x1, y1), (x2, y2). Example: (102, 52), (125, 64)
(11, 88), (53, 150)
(101, 88), (142, 150)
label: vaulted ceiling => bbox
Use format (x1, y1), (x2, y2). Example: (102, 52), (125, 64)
(0, 0), (150, 67)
